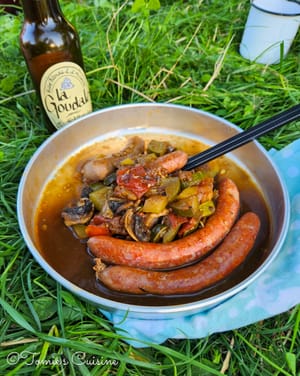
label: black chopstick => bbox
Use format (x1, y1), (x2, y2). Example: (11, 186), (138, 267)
(184, 104), (300, 171)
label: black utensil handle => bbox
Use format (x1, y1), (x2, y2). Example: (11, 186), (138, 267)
(185, 104), (300, 170)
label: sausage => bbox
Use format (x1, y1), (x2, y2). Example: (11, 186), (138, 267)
(81, 158), (115, 184)
(148, 150), (188, 174)
(115, 149), (189, 199)
(88, 177), (240, 269)
(94, 212), (261, 295)
(81, 136), (145, 183)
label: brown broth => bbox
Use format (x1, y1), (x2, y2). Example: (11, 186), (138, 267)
(34, 134), (270, 306)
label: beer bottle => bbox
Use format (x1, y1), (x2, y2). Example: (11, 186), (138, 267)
(19, 0), (92, 132)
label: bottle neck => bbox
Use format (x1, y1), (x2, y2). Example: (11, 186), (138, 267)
(21, 0), (63, 22)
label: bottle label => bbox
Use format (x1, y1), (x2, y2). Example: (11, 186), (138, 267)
(40, 62), (92, 129)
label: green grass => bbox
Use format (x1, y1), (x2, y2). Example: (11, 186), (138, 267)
(0, 0), (299, 374)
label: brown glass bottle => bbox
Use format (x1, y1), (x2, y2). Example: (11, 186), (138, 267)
(20, 0), (92, 132)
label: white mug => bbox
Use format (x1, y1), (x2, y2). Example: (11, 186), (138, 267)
(240, 0), (300, 64)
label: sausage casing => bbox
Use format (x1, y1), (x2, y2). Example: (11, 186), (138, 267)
(81, 136), (145, 183)
(95, 212), (261, 295)
(88, 177), (240, 269)
(149, 150), (188, 174)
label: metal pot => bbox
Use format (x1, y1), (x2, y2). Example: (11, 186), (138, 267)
(17, 103), (290, 319)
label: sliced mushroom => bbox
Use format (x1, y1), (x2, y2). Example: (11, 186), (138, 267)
(115, 199), (140, 215)
(100, 199), (114, 219)
(124, 208), (151, 242)
(143, 210), (169, 228)
(62, 198), (94, 226)
(80, 185), (93, 198)
(133, 214), (151, 242)
(107, 197), (128, 213)
(124, 209), (139, 241)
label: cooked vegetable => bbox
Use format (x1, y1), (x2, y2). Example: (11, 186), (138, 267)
(85, 224), (111, 237)
(71, 224), (88, 239)
(116, 165), (157, 199)
(103, 172), (117, 186)
(178, 215), (202, 237)
(62, 136), (220, 244)
(143, 195), (168, 214)
(88, 178), (241, 269)
(199, 200), (215, 217)
(169, 195), (199, 217)
(89, 186), (112, 211)
(151, 223), (168, 242)
(62, 198), (94, 226)
(147, 139), (169, 156)
(176, 186), (199, 200)
(162, 213), (187, 243)
(124, 209), (151, 242)
(162, 177), (181, 201)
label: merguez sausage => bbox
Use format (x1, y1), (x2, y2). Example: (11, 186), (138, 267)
(88, 177), (240, 270)
(94, 212), (261, 295)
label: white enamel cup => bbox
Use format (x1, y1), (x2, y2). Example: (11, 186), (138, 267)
(240, 0), (300, 64)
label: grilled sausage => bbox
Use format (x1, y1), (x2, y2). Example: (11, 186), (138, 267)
(88, 177), (240, 269)
(148, 150), (188, 174)
(81, 136), (145, 183)
(81, 158), (115, 184)
(95, 212), (260, 295)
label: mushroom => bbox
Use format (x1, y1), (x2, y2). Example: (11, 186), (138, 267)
(62, 198), (94, 226)
(107, 197), (128, 213)
(143, 210), (169, 228)
(134, 214), (151, 242)
(124, 208), (151, 242)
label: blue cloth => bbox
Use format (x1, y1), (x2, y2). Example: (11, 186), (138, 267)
(101, 140), (300, 347)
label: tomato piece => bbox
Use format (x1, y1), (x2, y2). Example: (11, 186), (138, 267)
(116, 165), (157, 199)
(167, 212), (188, 228)
(177, 216), (200, 237)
